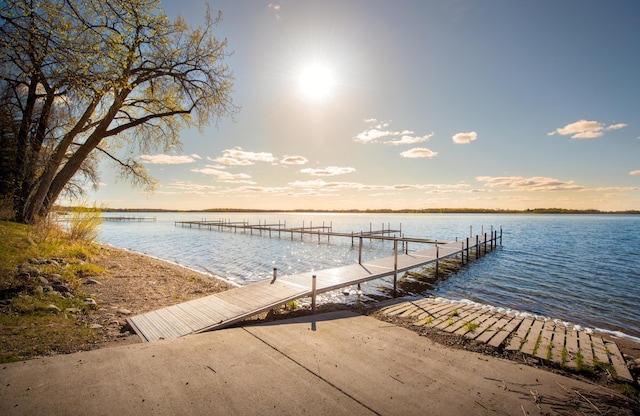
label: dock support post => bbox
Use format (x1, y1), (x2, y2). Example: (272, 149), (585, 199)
(466, 237), (470, 263)
(272, 268), (277, 282)
(490, 226), (493, 249)
(311, 275), (317, 314)
(358, 237), (363, 264)
(393, 239), (398, 298)
(484, 233), (488, 254)
(500, 226), (503, 246)
(435, 243), (439, 277)
(461, 241), (465, 265)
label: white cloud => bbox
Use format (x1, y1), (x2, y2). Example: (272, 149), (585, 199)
(268, 3), (280, 10)
(191, 167), (255, 184)
(233, 186), (290, 194)
(300, 166), (356, 176)
(139, 154), (197, 164)
(476, 176), (584, 191)
(355, 119), (433, 146)
(400, 148), (438, 158)
(548, 119), (627, 139)
(385, 132), (435, 146)
(354, 128), (394, 144)
(214, 147), (276, 165)
(288, 179), (364, 190)
(452, 131), (478, 144)
(280, 155), (309, 165)
(630, 170), (640, 176)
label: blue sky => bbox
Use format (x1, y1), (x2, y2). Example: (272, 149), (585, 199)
(86, 0), (640, 211)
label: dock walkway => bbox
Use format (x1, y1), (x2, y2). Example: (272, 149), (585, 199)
(375, 297), (634, 382)
(127, 232), (499, 343)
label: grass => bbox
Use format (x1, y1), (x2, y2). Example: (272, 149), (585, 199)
(463, 321), (479, 332)
(0, 217), (106, 363)
(532, 334), (542, 356)
(424, 316), (434, 325)
(449, 309), (459, 317)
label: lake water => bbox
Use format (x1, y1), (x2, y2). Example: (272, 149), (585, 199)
(96, 212), (640, 341)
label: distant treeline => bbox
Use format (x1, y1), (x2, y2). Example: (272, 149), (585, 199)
(53, 206), (640, 215)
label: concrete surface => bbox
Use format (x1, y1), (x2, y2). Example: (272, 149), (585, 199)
(0, 311), (617, 415)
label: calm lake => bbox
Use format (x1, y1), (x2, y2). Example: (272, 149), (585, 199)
(96, 212), (640, 341)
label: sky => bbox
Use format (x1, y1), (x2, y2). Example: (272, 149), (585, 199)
(84, 0), (640, 211)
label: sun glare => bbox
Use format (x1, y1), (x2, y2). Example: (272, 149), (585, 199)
(298, 64), (334, 101)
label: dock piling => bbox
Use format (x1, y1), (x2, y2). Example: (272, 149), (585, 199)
(311, 275), (317, 314)
(393, 239), (398, 297)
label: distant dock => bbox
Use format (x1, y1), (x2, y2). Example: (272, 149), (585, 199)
(128, 221), (502, 342)
(102, 216), (156, 222)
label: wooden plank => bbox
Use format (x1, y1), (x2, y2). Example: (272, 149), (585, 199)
(591, 335), (609, 365)
(520, 319), (545, 356)
(505, 318), (534, 351)
(421, 303), (466, 327)
(564, 328), (580, 369)
(603, 341), (634, 382)
(462, 313), (500, 340)
(388, 303), (414, 317)
(399, 302), (432, 319)
(411, 301), (460, 325)
(407, 299), (444, 320)
(448, 309), (486, 334)
(577, 330), (594, 368)
(534, 320), (556, 361)
(550, 324), (566, 365)
(433, 305), (476, 330)
(489, 317), (523, 348)
(190, 296), (245, 319)
(488, 316), (524, 348)
(475, 315), (508, 343)
(380, 302), (413, 316)
(458, 311), (496, 338)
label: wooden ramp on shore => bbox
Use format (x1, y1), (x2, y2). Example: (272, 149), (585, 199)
(127, 234), (497, 343)
(376, 297), (634, 382)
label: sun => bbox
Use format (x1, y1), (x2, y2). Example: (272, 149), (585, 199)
(298, 64), (334, 101)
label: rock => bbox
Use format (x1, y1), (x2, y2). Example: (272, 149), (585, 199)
(52, 283), (70, 293)
(16, 273), (32, 281)
(48, 274), (63, 284)
(65, 308), (80, 314)
(84, 279), (102, 285)
(38, 276), (50, 286)
(18, 264), (40, 276)
(83, 298), (97, 307)
(47, 304), (61, 312)
(116, 309), (132, 315)
(89, 324), (103, 330)
(47, 260), (60, 267)
(32, 286), (44, 295)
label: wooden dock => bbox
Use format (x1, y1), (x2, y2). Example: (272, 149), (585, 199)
(102, 216), (156, 222)
(376, 297), (634, 382)
(127, 231), (501, 343)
